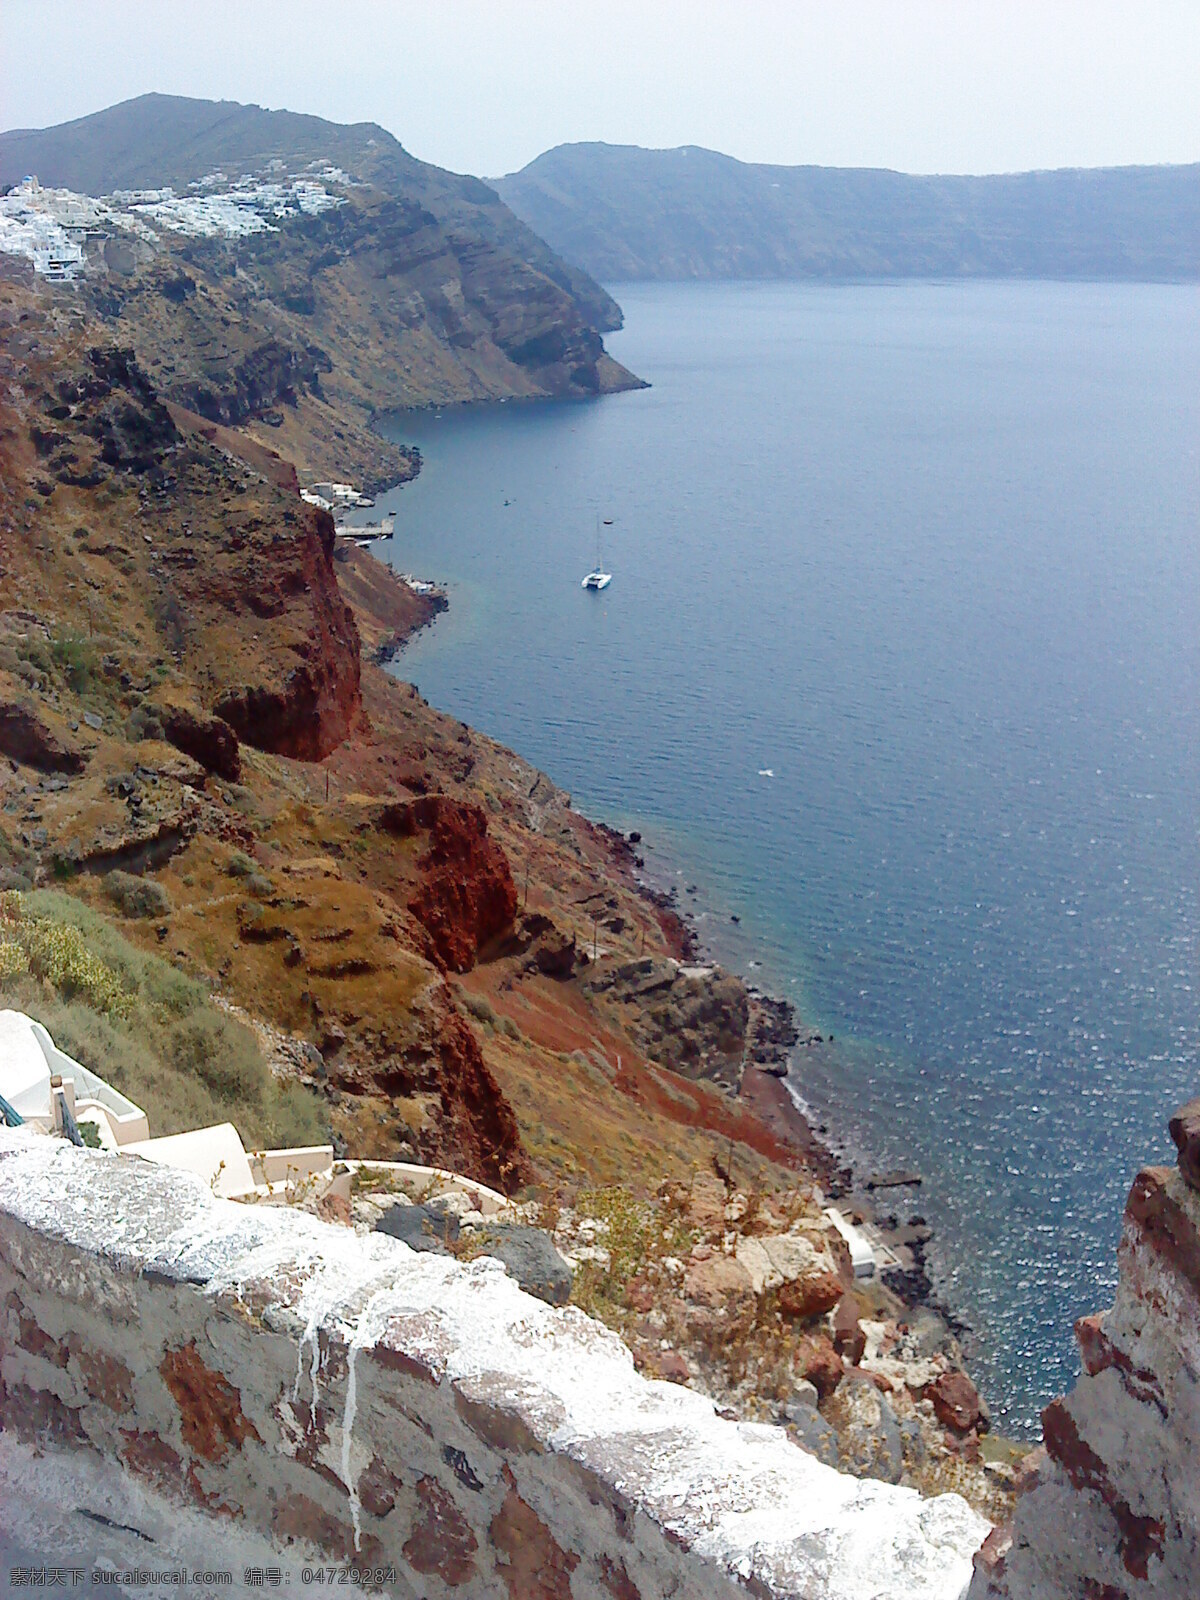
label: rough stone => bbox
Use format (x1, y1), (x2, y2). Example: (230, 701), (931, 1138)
(403, 1475), (478, 1585)
(968, 1149), (1200, 1599)
(0, 695), (85, 774)
(478, 1224), (573, 1306)
(927, 1369), (986, 1436)
(159, 1342), (261, 1462)
(1168, 1096), (1200, 1192)
(372, 1201), (460, 1252)
(795, 1332), (845, 1401)
(832, 1292), (867, 1364)
(828, 1374), (904, 1484)
(781, 1379), (819, 1419)
(778, 1268), (844, 1320)
(491, 1476), (580, 1600)
(787, 1404), (840, 1468)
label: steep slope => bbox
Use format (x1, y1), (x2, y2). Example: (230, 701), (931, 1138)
(970, 1103), (1200, 1597)
(496, 142), (1200, 282)
(1, 98), (641, 487)
(1, 94), (623, 331)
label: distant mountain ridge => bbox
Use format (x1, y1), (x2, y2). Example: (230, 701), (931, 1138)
(495, 142), (1200, 282)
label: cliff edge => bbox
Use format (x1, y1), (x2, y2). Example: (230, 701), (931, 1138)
(970, 1101), (1200, 1598)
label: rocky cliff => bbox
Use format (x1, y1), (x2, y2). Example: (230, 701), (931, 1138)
(1, 96), (642, 489)
(496, 143), (1200, 283)
(0, 252), (1006, 1521)
(969, 1102), (1200, 1598)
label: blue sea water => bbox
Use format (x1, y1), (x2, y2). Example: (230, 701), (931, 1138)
(373, 281), (1200, 1435)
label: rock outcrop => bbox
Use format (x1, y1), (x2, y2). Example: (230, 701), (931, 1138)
(375, 795), (519, 973)
(969, 1104), (1200, 1598)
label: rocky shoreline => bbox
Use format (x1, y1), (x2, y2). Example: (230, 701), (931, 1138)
(594, 816), (984, 1346)
(369, 534), (977, 1356)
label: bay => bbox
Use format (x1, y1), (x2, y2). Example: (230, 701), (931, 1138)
(373, 280), (1200, 1434)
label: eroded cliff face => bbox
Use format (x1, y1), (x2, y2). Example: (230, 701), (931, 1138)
(970, 1107), (1200, 1599)
(2, 303), (362, 762)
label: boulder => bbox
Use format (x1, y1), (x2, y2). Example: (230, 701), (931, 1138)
(1168, 1097), (1200, 1192)
(795, 1333), (845, 1401)
(0, 695), (85, 774)
(480, 1224), (572, 1306)
(787, 1405), (840, 1467)
(926, 1369), (987, 1435)
(832, 1293), (867, 1364)
(683, 1252), (755, 1309)
(778, 1269), (844, 1321)
(655, 1349), (691, 1384)
(828, 1375), (904, 1484)
(373, 1202), (460, 1253)
(158, 702), (241, 781)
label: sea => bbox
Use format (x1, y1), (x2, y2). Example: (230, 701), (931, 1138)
(370, 280), (1200, 1436)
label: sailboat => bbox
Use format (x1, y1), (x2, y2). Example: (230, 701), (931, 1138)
(582, 516), (613, 591)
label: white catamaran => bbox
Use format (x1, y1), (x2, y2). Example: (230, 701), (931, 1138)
(582, 516), (614, 590)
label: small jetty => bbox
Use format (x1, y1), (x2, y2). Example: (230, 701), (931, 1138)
(334, 513), (394, 545)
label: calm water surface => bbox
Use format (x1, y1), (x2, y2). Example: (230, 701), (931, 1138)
(374, 282), (1200, 1434)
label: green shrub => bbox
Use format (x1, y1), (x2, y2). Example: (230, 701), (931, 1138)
(460, 991), (496, 1026)
(0, 890), (326, 1149)
(0, 939), (29, 978)
(166, 1010), (262, 1100)
(104, 870), (172, 920)
(50, 630), (97, 693)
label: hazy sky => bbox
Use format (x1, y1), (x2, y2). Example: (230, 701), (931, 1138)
(3, 1), (1198, 178)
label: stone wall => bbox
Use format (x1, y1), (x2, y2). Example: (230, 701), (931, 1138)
(969, 1122), (1200, 1598)
(0, 1129), (988, 1600)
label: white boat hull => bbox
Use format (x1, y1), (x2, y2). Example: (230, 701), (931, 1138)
(582, 571), (612, 591)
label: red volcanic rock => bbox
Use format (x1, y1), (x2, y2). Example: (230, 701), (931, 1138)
(832, 1293), (867, 1365)
(0, 696), (85, 774)
(207, 503), (363, 762)
(926, 1369), (985, 1435)
(795, 1333), (844, 1402)
(159, 702), (241, 781)
(624, 1278), (655, 1314)
(380, 795), (518, 972)
(1169, 1097), (1200, 1192)
(656, 1350), (691, 1384)
(778, 1269), (844, 1322)
(432, 1004), (528, 1193)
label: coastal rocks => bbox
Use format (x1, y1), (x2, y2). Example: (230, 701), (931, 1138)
(1169, 1096), (1200, 1191)
(968, 1107), (1200, 1599)
(745, 992), (802, 1073)
(581, 956), (749, 1088)
(926, 1370), (988, 1436)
